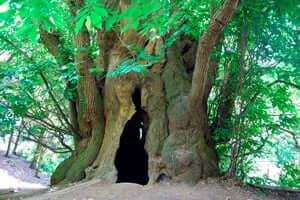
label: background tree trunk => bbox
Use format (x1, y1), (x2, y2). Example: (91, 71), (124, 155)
(35, 146), (46, 177)
(5, 131), (14, 157)
(12, 131), (21, 155)
(12, 120), (24, 155)
(30, 135), (43, 169)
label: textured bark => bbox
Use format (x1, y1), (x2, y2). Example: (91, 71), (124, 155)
(225, 26), (249, 178)
(12, 130), (21, 155)
(5, 131), (14, 157)
(50, 0), (240, 186)
(35, 146), (47, 177)
(91, 3), (167, 182)
(30, 136), (43, 169)
(189, 0), (239, 110)
(160, 0), (239, 184)
(51, 0), (106, 185)
(39, 27), (79, 137)
(160, 43), (218, 185)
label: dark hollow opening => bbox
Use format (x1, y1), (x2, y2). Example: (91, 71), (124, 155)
(114, 88), (149, 185)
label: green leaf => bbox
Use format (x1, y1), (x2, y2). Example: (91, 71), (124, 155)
(94, 5), (108, 18)
(75, 14), (87, 34)
(89, 68), (104, 76)
(91, 11), (103, 29)
(105, 11), (119, 31)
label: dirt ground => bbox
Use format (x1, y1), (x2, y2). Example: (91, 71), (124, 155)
(1, 148), (299, 200)
(0, 150), (49, 193)
(12, 178), (295, 200)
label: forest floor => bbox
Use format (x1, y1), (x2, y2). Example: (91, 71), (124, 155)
(0, 150), (49, 194)
(4, 178), (297, 200)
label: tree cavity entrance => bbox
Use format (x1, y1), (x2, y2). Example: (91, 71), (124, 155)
(114, 88), (149, 185)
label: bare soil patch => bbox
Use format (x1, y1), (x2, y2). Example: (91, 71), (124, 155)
(19, 178), (297, 200)
(1, 148), (298, 200)
(0, 150), (49, 193)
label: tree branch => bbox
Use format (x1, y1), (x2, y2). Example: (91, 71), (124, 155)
(24, 112), (71, 135)
(39, 72), (79, 136)
(275, 80), (300, 90)
(189, 0), (239, 109)
(239, 132), (271, 157)
(0, 101), (69, 135)
(274, 124), (299, 149)
(22, 136), (72, 154)
(39, 27), (62, 58)
(241, 79), (299, 115)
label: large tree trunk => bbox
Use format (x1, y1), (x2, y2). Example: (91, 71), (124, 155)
(50, 0), (106, 186)
(50, 0), (239, 186)
(89, 37), (218, 185)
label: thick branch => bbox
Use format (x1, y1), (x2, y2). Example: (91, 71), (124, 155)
(39, 28), (80, 137)
(39, 72), (79, 136)
(39, 27), (72, 66)
(25, 113), (70, 135)
(189, 0), (239, 108)
(39, 28), (61, 58)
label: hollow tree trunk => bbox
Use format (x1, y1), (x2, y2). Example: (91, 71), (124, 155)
(88, 37), (219, 185)
(50, 0), (239, 186)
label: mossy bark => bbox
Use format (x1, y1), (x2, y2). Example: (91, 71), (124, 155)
(51, 0), (239, 186)
(87, 37), (218, 185)
(50, 0), (105, 185)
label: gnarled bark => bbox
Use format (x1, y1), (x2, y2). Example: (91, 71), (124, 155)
(50, 0), (239, 186)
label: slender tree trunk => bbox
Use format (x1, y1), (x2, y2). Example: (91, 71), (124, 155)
(35, 147), (46, 177)
(226, 132), (240, 177)
(34, 134), (52, 177)
(30, 138), (42, 169)
(218, 21), (249, 178)
(212, 21), (248, 143)
(5, 131), (14, 157)
(12, 126), (22, 155)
